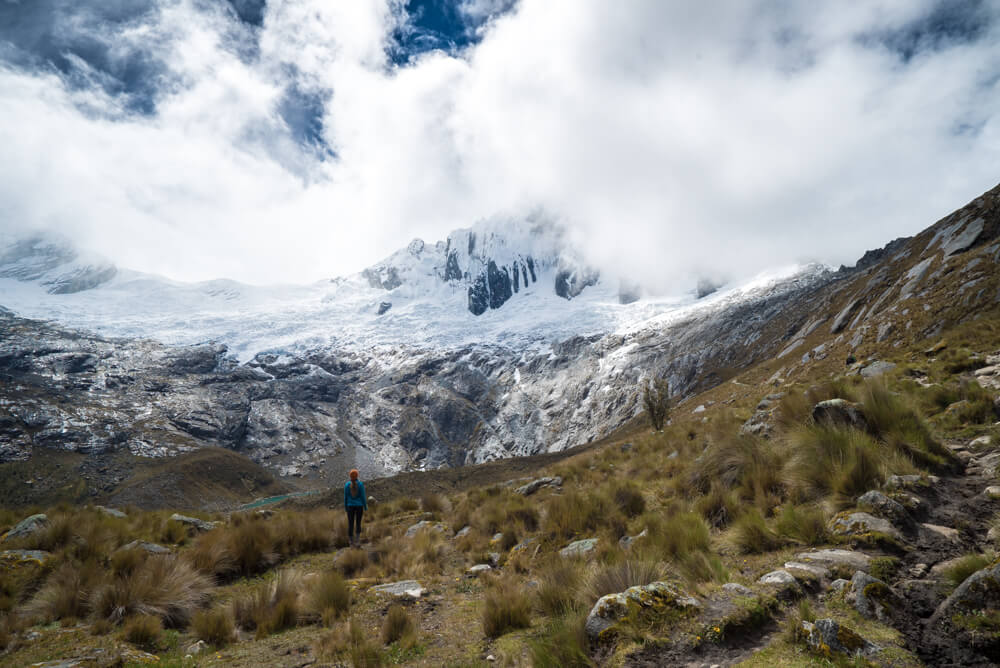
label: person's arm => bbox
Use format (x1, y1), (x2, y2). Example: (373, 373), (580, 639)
(362, 482), (368, 511)
(344, 482), (348, 509)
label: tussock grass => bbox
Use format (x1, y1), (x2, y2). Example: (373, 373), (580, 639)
(535, 558), (585, 615)
(25, 561), (103, 623)
(732, 510), (786, 554)
(582, 560), (665, 605)
(191, 606), (235, 646)
(122, 614), (162, 650)
(529, 612), (593, 668)
(774, 504), (828, 546)
(305, 571), (351, 621)
(90, 555), (211, 626)
(382, 604), (416, 645)
(483, 578), (532, 638)
(316, 618), (384, 666)
(942, 553), (993, 588)
(232, 569), (303, 638)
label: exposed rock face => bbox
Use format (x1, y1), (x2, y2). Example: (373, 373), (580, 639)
(2, 514), (48, 541)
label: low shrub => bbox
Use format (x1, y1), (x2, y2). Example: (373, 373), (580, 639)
(191, 606), (235, 647)
(483, 579), (532, 638)
(123, 614), (163, 650)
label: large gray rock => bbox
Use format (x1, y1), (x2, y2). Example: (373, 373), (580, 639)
(846, 571), (894, 621)
(560, 538), (598, 559)
(3, 513), (48, 542)
(856, 490), (913, 529)
(405, 520), (451, 538)
(371, 580), (425, 598)
(514, 476), (563, 496)
(930, 561), (1000, 627)
(169, 514), (219, 533)
(585, 581), (700, 639)
(860, 361), (896, 378)
(118, 540), (171, 555)
(795, 549), (872, 573)
(0, 549), (52, 566)
(801, 618), (880, 657)
(811, 399), (869, 432)
(829, 512), (903, 541)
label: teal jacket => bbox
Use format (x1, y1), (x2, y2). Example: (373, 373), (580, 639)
(344, 480), (367, 510)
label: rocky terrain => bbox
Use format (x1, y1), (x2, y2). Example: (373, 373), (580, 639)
(1, 184), (999, 501)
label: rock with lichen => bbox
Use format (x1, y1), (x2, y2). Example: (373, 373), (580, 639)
(585, 581), (701, 640)
(800, 618), (880, 657)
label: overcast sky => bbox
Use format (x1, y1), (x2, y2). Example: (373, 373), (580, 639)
(0, 0), (998, 288)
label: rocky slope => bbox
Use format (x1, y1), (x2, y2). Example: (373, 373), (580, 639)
(0, 184), (998, 492)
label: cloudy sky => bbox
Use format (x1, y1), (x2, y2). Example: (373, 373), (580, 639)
(0, 0), (998, 288)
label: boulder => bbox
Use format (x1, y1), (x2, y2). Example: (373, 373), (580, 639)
(811, 399), (870, 432)
(560, 538), (599, 559)
(758, 570), (801, 599)
(169, 514), (219, 533)
(829, 512), (903, 541)
(830, 579), (850, 593)
(758, 570), (798, 586)
(585, 581), (700, 639)
(801, 618), (880, 657)
(721, 583), (754, 597)
(2, 513), (48, 542)
(984, 486), (1000, 500)
(509, 537), (539, 555)
(882, 475), (939, 491)
(371, 580), (425, 598)
(920, 523), (961, 542)
(185, 640), (209, 655)
(784, 561), (830, 579)
(860, 361), (896, 378)
(466, 564), (492, 576)
(514, 476), (563, 496)
(619, 529), (648, 550)
(930, 561), (1000, 627)
(795, 549), (872, 573)
(0, 549), (52, 567)
(454, 526), (471, 539)
(118, 540), (171, 555)
(856, 490), (913, 529)
(95, 506), (126, 519)
(404, 520), (451, 538)
(846, 571), (894, 621)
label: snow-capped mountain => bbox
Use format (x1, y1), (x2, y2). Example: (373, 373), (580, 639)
(0, 212), (854, 481)
(0, 216), (708, 361)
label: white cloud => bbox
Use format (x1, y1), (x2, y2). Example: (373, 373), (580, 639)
(0, 0), (998, 288)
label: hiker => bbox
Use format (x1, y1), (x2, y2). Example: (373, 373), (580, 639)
(344, 468), (367, 547)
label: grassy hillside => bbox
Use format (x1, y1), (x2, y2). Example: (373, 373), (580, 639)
(1, 303), (997, 667)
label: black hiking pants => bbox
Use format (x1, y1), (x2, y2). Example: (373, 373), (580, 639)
(346, 506), (364, 540)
